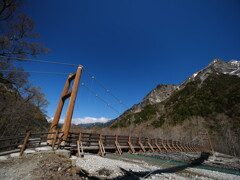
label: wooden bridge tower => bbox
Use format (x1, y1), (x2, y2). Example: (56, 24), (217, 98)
(48, 66), (82, 144)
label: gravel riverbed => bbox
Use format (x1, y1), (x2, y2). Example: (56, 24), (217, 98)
(76, 153), (240, 180)
(0, 151), (239, 180)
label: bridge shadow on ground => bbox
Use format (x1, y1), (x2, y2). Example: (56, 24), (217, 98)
(114, 152), (211, 180)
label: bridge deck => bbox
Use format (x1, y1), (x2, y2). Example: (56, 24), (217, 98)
(0, 131), (207, 157)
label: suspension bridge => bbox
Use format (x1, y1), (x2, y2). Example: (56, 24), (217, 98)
(0, 57), (214, 157)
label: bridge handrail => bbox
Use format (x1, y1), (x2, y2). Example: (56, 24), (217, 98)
(0, 130), (204, 156)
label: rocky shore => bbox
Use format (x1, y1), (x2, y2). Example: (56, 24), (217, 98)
(138, 151), (240, 172)
(0, 150), (239, 180)
(76, 153), (240, 179)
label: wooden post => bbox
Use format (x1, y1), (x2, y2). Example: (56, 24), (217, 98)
(51, 130), (59, 151)
(98, 134), (105, 156)
(179, 141), (186, 151)
(77, 132), (84, 157)
(147, 137), (154, 152)
(62, 66), (83, 142)
(154, 138), (161, 152)
(166, 139), (173, 151)
(183, 143), (190, 151)
(138, 137), (146, 152)
(171, 140), (178, 151)
(20, 131), (31, 156)
(115, 135), (122, 154)
(128, 136), (135, 153)
(161, 139), (168, 151)
(175, 141), (183, 151)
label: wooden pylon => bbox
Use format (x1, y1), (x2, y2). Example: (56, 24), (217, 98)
(48, 66), (83, 144)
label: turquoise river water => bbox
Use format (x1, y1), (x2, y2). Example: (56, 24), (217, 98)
(106, 153), (240, 176)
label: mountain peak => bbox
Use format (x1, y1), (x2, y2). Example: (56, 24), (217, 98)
(179, 59), (240, 89)
(132, 84), (177, 113)
(208, 59), (224, 66)
(228, 60), (240, 67)
(131, 59), (240, 113)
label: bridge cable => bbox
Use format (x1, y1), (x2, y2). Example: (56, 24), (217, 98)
(0, 69), (71, 75)
(0, 55), (80, 67)
(81, 82), (121, 116)
(83, 67), (153, 127)
(83, 68), (129, 109)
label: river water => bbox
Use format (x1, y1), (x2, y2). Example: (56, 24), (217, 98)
(105, 153), (240, 176)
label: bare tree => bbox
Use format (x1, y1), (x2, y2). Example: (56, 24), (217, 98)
(0, 0), (21, 21)
(0, 0), (49, 58)
(0, 0), (50, 136)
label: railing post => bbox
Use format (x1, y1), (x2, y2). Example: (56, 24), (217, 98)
(161, 139), (168, 151)
(166, 139), (173, 151)
(155, 138), (161, 152)
(128, 136), (135, 153)
(51, 130), (59, 151)
(115, 135), (122, 154)
(98, 134), (105, 156)
(175, 141), (183, 151)
(147, 137), (154, 152)
(77, 132), (84, 157)
(138, 136), (146, 152)
(19, 131), (31, 156)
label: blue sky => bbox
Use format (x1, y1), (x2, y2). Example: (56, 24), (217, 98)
(17, 0), (240, 124)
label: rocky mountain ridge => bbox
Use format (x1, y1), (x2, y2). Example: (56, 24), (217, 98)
(132, 84), (177, 113)
(131, 59), (240, 113)
(179, 59), (240, 88)
(109, 59), (240, 156)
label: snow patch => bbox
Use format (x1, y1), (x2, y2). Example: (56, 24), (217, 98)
(193, 72), (198, 78)
(229, 60), (240, 67)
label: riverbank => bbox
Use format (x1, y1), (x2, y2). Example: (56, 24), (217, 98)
(76, 153), (240, 179)
(137, 151), (240, 172)
(0, 152), (239, 179)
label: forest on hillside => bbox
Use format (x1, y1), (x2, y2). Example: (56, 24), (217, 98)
(110, 74), (240, 156)
(0, 0), (50, 136)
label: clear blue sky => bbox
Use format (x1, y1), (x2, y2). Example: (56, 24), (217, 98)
(17, 0), (240, 123)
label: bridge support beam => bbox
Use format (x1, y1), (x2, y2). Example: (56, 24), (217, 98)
(62, 66), (82, 142)
(48, 66), (83, 144)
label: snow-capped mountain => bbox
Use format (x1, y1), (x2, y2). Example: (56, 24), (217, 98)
(132, 59), (240, 113)
(179, 59), (240, 89)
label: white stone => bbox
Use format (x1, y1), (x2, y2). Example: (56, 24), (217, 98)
(35, 146), (52, 152)
(24, 149), (36, 154)
(70, 155), (78, 166)
(10, 153), (20, 158)
(55, 149), (70, 158)
(0, 156), (8, 161)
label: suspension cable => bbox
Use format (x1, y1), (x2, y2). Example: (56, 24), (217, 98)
(81, 82), (121, 115)
(83, 68), (129, 109)
(0, 55), (80, 67)
(0, 69), (70, 75)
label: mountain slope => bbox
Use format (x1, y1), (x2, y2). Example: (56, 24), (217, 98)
(0, 72), (49, 137)
(110, 59), (240, 156)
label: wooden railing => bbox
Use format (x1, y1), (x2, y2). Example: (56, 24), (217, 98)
(0, 131), (63, 156)
(66, 132), (202, 156)
(0, 131), (204, 157)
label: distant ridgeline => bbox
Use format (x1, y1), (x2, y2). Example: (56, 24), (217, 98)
(110, 59), (240, 156)
(0, 70), (49, 137)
